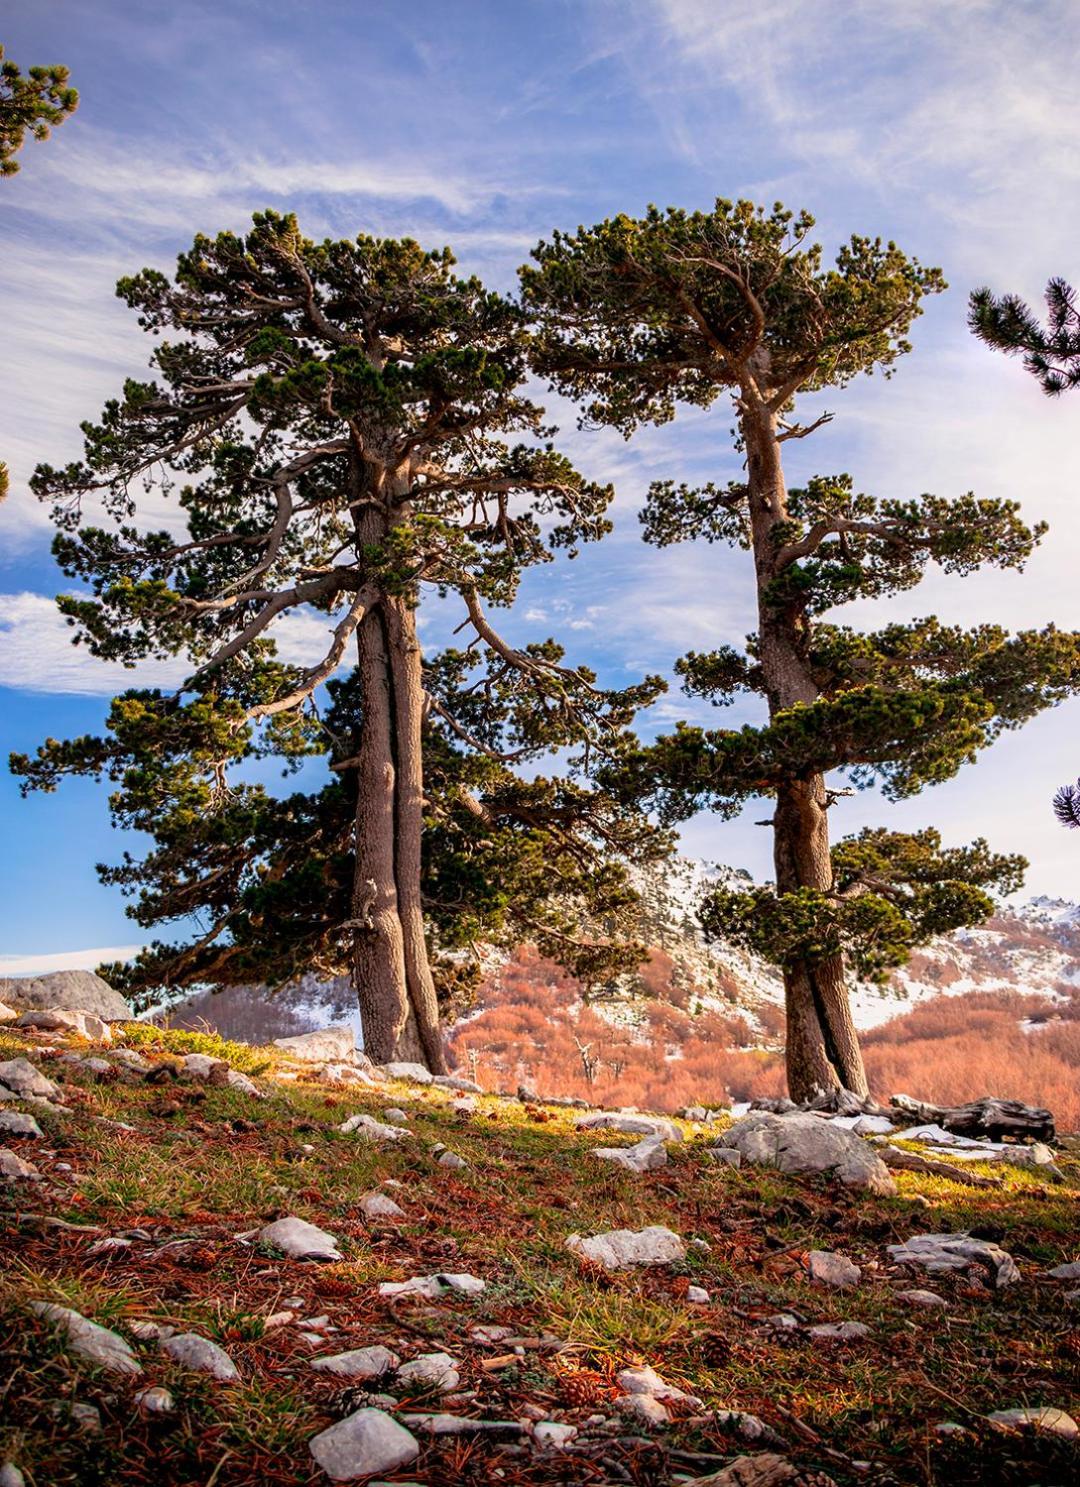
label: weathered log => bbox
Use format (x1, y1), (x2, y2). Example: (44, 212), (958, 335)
(881, 1145), (1001, 1188)
(889, 1094), (1054, 1143)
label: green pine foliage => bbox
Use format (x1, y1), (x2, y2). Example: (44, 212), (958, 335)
(970, 277), (1080, 395)
(0, 43), (77, 176)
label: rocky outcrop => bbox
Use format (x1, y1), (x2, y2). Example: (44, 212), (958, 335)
(0, 971), (131, 1022)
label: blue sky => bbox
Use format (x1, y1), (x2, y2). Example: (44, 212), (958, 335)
(4, 0), (1080, 971)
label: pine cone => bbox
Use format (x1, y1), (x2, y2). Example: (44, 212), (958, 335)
(315, 1274), (356, 1298)
(560, 1368), (607, 1407)
(700, 1330), (731, 1368)
(175, 1244), (218, 1272)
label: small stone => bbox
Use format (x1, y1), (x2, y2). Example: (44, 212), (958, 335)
(30, 1303), (141, 1375)
(566, 1225), (685, 1270)
(686, 1285), (711, 1304)
(453, 1098), (478, 1115)
(897, 1288), (948, 1308)
(130, 1320), (172, 1341)
(359, 1192), (406, 1222)
(300, 1314), (333, 1331)
(136, 1385), (175, 1416)
(437, 1150), (467, 1169)
(162, 1333), (240, 1381)
(309, 1408), (419, 1481)
(1046, 1259), (1080, 1280)
(576, 1112), (682, 1142)
(533, 1421), (578, 1448)
(0, 1465), (25, 1487)
(258, 1216), (342, 1261)
(0, 1002), (16, 1023)
(381, 1108), (409, 1125)
(0, 1058), (59, 1099)
(767, 1313), (800, 1330)
(934, 1422), (968, 1437)
(887, 1232), (1020, 1288)
(178, 1052), (229, 1083)
(986, 1406), (1077, 1438)
(49, 1400), (101, 1431)
(87, 1236), (132, 1256)
(807, 1250), (861, 1289)
(396, 1351), (460, 1392)
(617, 1394), (669, 1426)
(433, 1074), (483, 1093)
(0, 1147), (41, 1181)
(16, 1007), (112, 1042)
(616, 1363), (699, 1405)
(263, 1311), (294, 1330)
(380, 1062), (434, 1085)
(226, 1069), (264, 1098)
(314, 1346), (401, 1380)
(809, 1321), (870, 1342)
(708, 1147), (743, 1169)
(338, 1113), (407, 1141)
(0, 1112), (43, 1139)
(592, 1136), (668, 1172)
(274, 1026), (361, 1064)
(470, 1324), (513, 1344)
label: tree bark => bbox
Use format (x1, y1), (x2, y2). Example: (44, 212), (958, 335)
(741, 400), (869, 1102)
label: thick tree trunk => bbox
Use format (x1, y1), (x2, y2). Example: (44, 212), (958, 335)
(347, 478), (446, 1071)
(742, 401), (869, 1102)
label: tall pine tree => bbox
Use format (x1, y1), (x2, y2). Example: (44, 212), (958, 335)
(17, 213), (659, 1069)
(523, 199), (1080, 1101)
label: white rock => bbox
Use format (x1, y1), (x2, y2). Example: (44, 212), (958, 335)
(832, 1114), (896, 1135)
(617, 1394), (669, 1426)
(135, 1385), (175, 1416)
(807, 1250), (861, 1289)
(227, 1069), (264, 1098)
(887, 1232), (1020, 1288)
(87, 1237), (132, 1256)
(592, 1136), (668, 1172)
(162, 1332), (240, 1380)
(433, 1074), (483, 1093)
(309, 1408), (419, 1481)
(359, 1192), (406, 1221)
(686, 1285), (711, 1304)
(0, 1147), (41, 1181)
(0, 1111), (42, 1139)
(809, 1322), (870, 1342)
(313, 1345), (400, 1379)
(179, 1053), (228, 1082)
(1046, 1259), (1080, 1280)
(379, 1272), (485, 1300)
(0, 1002), (17, 1024)
(721, 1111), (896, 1195)
(380, 1062), (434, 1085)
(987, 1407), (1077, 1438)
(16, 1007), (112, 1042)
(566, 1225), (685, 1270)
(437, 1150), (467, 1169)
(0, 1467), (24, 1487)
(130, 1320), (173, 1341)
(30, 1303), (141, 1376)
(320, 1062), (378, 1086)
(0, 1058), (59, 1099)
(897, 1288), (949, 1308)
(338, 1113), (406, 1141)
(258, 1216), (342, 1262)
(767, 1313), (800, 1330)
(274, 1027), (362, 1064)
(470, 1325), (514, 1344)
(576, 1112), (682, 1142)
(533, 1421), (578, 1448)
(109, 1050), (151, 1073)
(708, 1147), (743, 1169)
(381, 1108), (409, 1125)
(453, 1098), (478, 1115)
(396, 1351), (460, 1392)
(616, 1364), (697, 1403)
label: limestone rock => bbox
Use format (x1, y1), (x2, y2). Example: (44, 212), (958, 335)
(396, 1351), (460, 1392)
(16, 1007), (112, 1042)
(379, 1272), (485, 1300)
(433, 1074), (483, 1093)
(534, 1421), (578, 1448)
(179, 1053), (229, 1083)
(258, 1216), (342, 1262)
(680, 1453), (837, 1487)
(617, 1394), (669, 1426)
(886, 1232), (1020, 1288)
(1046, 1258), (1080, 1280)
(0, 1001), (18, 1023)
(0, 970), (131, 1022)
(380, 1061), (434, 1085)
(309, 1408), (419, 1481)
(897, 1288), (948, 1308)
(273, 1027), (361, 1064)
(592, 1136), (668, 1172)
(437, 1150), (467, 1169)
(338, 1113), (406, 1141)
(381, 1108), (409, 1125)
(0, 1058), (59, 1100)
(226, 1069), (264, 1098)
(0, 1111), (42, 1139)
(808, 1321), (870, 1342)
(0, 1147), (41, 1181)
(576, 1111), (682, 1142)
(708, 1147), (743, 1169)
(162, 1332), (239, 1380)
(566, 1225), (685, 1270)
(0, 1466), (24, 1487)
(986, 1406), (1077, 1438)
(30, 1303), (141, 1376)
(616, 1363), (698, 1404)
(720, 1112), (896, 1194)
(806, 1250), (861, 1289)
(687, 1285), (711, 1303)
(136, 1386), (175, 1416)
(313, 1345), (401, 1380)
(359, 1192), (406, 1222)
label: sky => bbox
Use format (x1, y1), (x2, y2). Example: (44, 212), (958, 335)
(4, 0), (1080, 972)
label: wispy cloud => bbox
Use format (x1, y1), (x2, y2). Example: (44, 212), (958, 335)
(0, 944), (142, 976)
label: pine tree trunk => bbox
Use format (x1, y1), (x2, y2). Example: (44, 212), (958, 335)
(742, 400), (869, 1102)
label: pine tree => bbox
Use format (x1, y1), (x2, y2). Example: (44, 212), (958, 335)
(0, 42), (78, 175)
(15, 212), (660, 1068)
(970, 278), (1080, 395)
(522, 199), (1080, 1101)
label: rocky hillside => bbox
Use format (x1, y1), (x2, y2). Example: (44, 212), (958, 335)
(0, 1016), (1078, 1486)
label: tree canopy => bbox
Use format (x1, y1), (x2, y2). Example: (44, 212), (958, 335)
(0, 43), (77, 176)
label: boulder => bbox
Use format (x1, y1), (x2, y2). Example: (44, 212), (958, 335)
(30, 1303), (141, 1376)
(719, 1111), (896, 1194)
(0, 971), (131, 1022)
(886, 1232), (1020, 1288)
(15, 1007), (112, 1042)
(273, 1027), (361, 1064)
(566, 1225), (685, 1270)
(309, 1408), (419, 1481)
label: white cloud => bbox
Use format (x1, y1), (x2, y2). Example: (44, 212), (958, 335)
(0, 945), (143, 976)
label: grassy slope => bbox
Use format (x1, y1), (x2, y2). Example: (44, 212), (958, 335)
(0, 1023), (1078, 1487)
